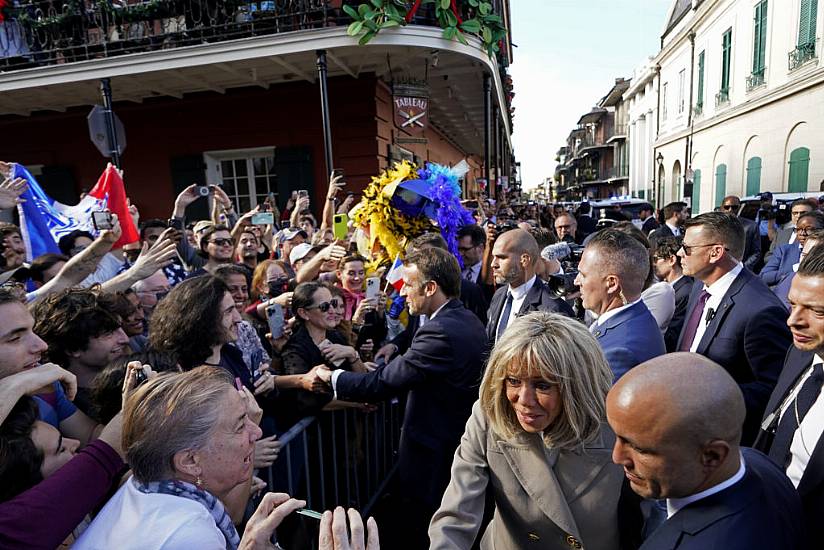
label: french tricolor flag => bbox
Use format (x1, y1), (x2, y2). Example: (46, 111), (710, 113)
(385, 253), (405, 292)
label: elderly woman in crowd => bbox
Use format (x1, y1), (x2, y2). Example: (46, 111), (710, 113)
(74, 366), (306, 549)
(429, 312), (637, 549)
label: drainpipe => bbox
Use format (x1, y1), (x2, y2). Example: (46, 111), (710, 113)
(653, 64), (661, 206)
(100, 78), (120, 168)
(316, 50), (334, 179)
(684, 31), (696, 202)
(483, 73), (492, 199)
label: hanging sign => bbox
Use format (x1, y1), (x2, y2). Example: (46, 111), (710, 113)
(393, 83), (429, 136)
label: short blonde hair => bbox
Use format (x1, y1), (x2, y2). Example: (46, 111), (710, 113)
(123, 366), (233, 483)
(480, 312), (612, 450)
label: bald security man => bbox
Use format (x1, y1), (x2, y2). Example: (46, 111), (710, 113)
(608, 353), (804, 549)
(487, 229), (573, 345)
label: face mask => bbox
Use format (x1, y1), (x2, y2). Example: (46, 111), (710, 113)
(268, 277), (289, 298)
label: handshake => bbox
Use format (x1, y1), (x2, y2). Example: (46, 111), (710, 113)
(301, 364), (334, 393)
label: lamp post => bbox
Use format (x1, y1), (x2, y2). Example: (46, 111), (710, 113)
(656, 152), (664, 208)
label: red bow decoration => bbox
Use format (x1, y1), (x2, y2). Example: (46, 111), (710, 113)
(405, 0), (463, 26)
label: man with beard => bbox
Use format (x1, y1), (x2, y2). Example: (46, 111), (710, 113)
(235, 229), (260, 274)
(487, 228), (573, 345)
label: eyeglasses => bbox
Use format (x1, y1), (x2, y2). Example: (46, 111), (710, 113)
(794, 227), (815, 236)
(679, 242), (727, 255)
(720, 204), (739, 211)
(208, 238), (233, 247)
(458, 245), (478, 253)
(306, 299), (341, 313)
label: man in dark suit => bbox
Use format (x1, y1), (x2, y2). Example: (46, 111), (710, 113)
(576, 229), (665, 380)
(639, 203), (659, 235)
(755, 243), (824, 545)
(677, 212), (792, 444)
(653, 236), (694, 351)
(315, 248), (487, 547)
(486, 229), (573, 345)
(720, 195), (762, 272)
(575, 201), (598, 240)
(765, 198), (817, 262)
(761, 211), (824, 288)
(608, 353), (804, 550)
(649, 202), (686, 244)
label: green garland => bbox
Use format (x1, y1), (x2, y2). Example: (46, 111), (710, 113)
(343, 0), (508, 58)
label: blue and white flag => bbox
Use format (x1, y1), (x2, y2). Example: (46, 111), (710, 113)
(12, 163), (138, 261)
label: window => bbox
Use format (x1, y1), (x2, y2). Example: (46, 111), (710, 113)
(204, 148), (278, 213)
(662, 82), (668, 121)
(788, 147), (811, 192)
(696, 50), (705, 109)
(752, 1), (768, 76)
(798, 0), (818, 48)
(721, 28), (732, 93)
(678, 69), (686, 113)
(715, 164), (727, 208)
(692, 169), (701, 213)
(746, 157), (762, 195)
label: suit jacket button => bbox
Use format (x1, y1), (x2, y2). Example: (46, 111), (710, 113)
(594, 330), (601, 337)
(527, 533), (540, 541)
(566, 535), (582, 548)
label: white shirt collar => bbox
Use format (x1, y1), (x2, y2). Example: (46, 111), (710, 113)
(594, 298), (642, 327)
(464, 261), (482, 277)
(667, 452), (746, 518)
(666, 222), (680, 235)
(508, 274), (537, 301)
(428, 299), (452, 321)
(670, 274), (685, 286)
(704, 262), (743, 297)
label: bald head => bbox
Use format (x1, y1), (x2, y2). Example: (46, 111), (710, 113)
(496, 229), (540, 267)
(610, 353), (744, 446)
(608, 353), (745, 499)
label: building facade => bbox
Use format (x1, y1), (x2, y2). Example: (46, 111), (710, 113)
(653, 0), (824, 213)
(624, 58), (660, 202)
(0, 2), (514, 219)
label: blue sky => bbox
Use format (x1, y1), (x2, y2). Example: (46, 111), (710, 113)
(510, 0), (672, 190)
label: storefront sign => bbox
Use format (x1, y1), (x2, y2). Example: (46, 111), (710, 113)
(393, 83), (429, 135)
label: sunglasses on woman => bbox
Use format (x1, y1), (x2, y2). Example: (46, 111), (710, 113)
(306, 299), (341, 313)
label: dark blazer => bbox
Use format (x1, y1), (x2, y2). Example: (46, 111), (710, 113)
(335, 299), (487, 509)
(765, 224), (794, 262)
(664, 276), (694, 352)
(760, 242), (802, 286)
(576, 214), (598, 239)
(460, 278), (489, 326)
(485, 277), (574, 344)
(756, 346), (824, 545)
(740, 217), (762, 272)
(676, 268), (792, 444)
(650, 223), (677, 241)
(641, 217), (659, 235)
(639, 448), (804, 549)
(591, 301), (665, 381)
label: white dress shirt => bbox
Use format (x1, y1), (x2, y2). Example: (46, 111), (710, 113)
(591, 298), (642, 332)
(494, 275), (537, 337)
(667, 452), (746, 518)
(780, 354), (824, 488)
(665, 222), (681, 237)
(689, 263), (744, 353)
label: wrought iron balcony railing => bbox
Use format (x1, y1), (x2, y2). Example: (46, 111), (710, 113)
(745, 68), (765, 91)
(789, 41), (817, 71)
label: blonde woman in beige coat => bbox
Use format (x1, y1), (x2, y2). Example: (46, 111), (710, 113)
(429, 312), (635, 550)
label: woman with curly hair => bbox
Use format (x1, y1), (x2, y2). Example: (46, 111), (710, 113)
(429, 312), (639, 550)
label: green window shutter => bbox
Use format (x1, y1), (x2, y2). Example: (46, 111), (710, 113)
(715, 164), (727, 207)
(788, 147), (811, 192)
(692, 169), (701, 213)
(722, 29), (732, 91)
(753, 1), (768, 73)
(746, 157), (762, 195)
(697, 51), (705, 107)
(798, 0), (818, 46)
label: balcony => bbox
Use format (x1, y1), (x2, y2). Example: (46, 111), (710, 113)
(715, 88), (729, 108)
(789, 41), (818, 71)
(606, 123), (627, 144)
(605, 164), (628, 180)
(745, 68), (765, 91)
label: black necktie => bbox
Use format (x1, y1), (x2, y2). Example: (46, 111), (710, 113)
(769, 362), (824, 468)
(496, 292), (514, 341)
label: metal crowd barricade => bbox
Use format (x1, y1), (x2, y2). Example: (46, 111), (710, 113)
(266, 398), (402, 517)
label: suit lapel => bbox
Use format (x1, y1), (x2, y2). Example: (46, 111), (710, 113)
(696, 271), (748, 354)
(488, 289), (505, 338)
(497, 438), (581, 538)
(765, 348), (813, 416)
(517, 278), (543, 316)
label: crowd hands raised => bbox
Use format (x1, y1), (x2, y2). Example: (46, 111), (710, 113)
(1, 154), (824, 549)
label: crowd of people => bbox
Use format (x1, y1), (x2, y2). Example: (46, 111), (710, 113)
(1, 159), (824, 549)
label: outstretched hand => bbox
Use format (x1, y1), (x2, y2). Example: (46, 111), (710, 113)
(0, 177), (27, 210)
(319, 507), (380, 550)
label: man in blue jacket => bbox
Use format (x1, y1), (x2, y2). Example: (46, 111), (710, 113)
(575, 229), (665, 381)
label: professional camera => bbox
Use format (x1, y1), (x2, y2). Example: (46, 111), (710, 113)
(546, 271), (579, 299)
